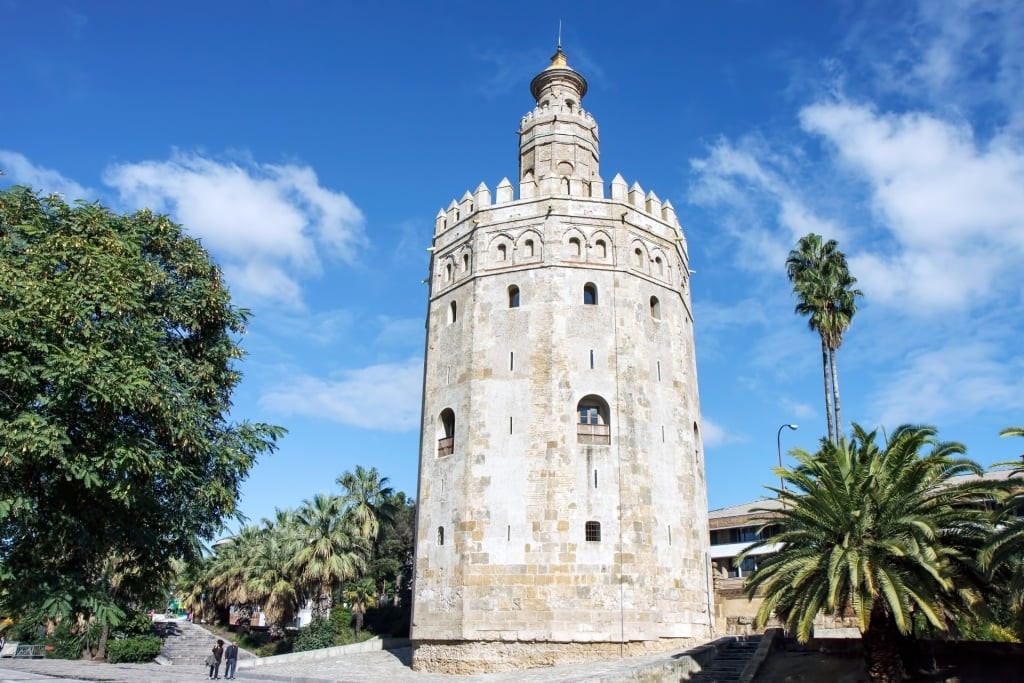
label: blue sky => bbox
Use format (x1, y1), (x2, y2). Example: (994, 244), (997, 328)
(3, 0), (1023, 528)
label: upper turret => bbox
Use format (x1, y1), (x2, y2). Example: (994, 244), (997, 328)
(518, 47), (600, 190)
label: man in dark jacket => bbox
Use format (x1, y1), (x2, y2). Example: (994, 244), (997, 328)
(224, 639), (239, 679)
(208, 639), (224, 679)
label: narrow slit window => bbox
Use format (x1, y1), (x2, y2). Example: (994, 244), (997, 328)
(509, 285), (520, 308)
(510, 351), (514, 371)
(657, 360), (662, 381)
(594, 469), (598, 488)
(448, 301), (457, 323)
(509, 416), (513, 434)
(668, 526), (672, 546)
(589, 349), (594, 369)
(437, 526), (445, 546)
(462, 253), (470, 271)
(650, 296), (661, 319)
(507, 525), (511, 542)
(585, 521), (601, 542)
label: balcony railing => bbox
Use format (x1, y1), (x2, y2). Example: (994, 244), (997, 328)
(437, 436), (454, 456)
(577, 423), (610, 445)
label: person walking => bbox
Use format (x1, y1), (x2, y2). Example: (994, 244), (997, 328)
(223, 639), (239, 679)
(208, 639), (224, 679)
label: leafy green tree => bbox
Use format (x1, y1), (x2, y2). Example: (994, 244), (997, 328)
(0, 187), (283, 628)
(743, 424), (995, 683)
(373, 492), (416, 605)
(786, 233), (861, 442)
(291, 493), (365, 617)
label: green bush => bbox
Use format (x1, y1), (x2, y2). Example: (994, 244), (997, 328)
(44, 620), (82, 660)
(105, 635), (163, 663)
(291, 617), (336, 653)
(115, 612), (155, 638)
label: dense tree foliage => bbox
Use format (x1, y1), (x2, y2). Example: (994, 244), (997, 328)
(744, 425), (997, 683)
(786, 233), (861, 442)
(0, 186), (284, 627)
(182, 468), (414, 640)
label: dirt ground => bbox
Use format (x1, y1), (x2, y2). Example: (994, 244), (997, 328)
(754, 646), (1022, 683)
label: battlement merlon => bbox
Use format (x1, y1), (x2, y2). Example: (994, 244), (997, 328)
(431, 178), (688, 263)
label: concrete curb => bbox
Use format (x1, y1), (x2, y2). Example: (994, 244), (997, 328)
(738, 628), (782, 683)
(236, 637), (410, 670)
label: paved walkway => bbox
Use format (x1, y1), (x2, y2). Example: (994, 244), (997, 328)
(0, 645), (703, 683)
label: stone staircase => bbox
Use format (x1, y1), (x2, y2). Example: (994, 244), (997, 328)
(153, 619), (228, 666)
(688, 635), (763, 682)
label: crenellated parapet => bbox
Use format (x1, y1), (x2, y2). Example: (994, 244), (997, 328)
(434, 174), (683, 237)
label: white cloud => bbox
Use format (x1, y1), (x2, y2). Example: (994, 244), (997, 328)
(871, 342), (1024, 426)
(701, 417), (747, 448)
(801, 101), (1024, 313)
(780, 396), (816, 421)
(0, 149), (89, 199)
(259, 357), (424, 431)
(103, 152), (366, 307)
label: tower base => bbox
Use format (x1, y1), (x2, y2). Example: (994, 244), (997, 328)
(410, 637), (703, 674)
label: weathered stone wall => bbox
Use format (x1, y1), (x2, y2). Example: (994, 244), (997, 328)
(411, 50), (712, 674)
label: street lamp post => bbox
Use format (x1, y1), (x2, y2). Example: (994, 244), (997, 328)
(776, 424), (798, 499)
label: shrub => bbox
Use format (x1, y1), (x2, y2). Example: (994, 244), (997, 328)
(291, 617), (336, 653)
(105, 635), (163, 663)
(44, 620), (82, 660)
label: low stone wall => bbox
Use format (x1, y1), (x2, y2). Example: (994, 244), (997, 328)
(234, 636), (410, 669)
(411, 637), (701, 674)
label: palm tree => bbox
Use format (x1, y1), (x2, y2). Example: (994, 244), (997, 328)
(980, 427), (1024, 610)
(743, 424), (996, 683)
(337, 466), (398, 544)
(342, 577), (377, 638)
(246, 516), (302, 635)
(338, 466), (399, 597)
(786, 234), (861, 442)
(290, 493), (366, 618)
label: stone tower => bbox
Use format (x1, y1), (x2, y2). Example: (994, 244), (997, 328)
(411, 47), (713, 674)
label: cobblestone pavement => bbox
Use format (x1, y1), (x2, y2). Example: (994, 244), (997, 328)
(0, 646), (691, 683)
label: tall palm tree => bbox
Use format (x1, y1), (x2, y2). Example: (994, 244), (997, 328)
(743, 424), (996, 683)
(290, 493), (366, 618)
(246, 517), (302, 635)
(786, 234), (861, 442)
(337, 466), (398, 543)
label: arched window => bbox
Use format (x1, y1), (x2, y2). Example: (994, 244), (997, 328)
(438, 409), (455, 456)
(585, 521), (601, 542)
(462, 254), (470, 272)
(524, 239), (535, 257)
(650, 296), (661, 319)
(437, 526), (445, 546)
(577, 395), (610, 444)
(448, 301), (457, 324)
(508, 285), (520, 308)
(595, 239), (607, 258)
(694, 422), (701, 466)
(569, 237), (581, 257)
(655, 256), (664, 275)
(634, 248), (643, 267)
(445, 263), (452, 282)
(497, 243), (507, 261)
(583, 283), (598, 305)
